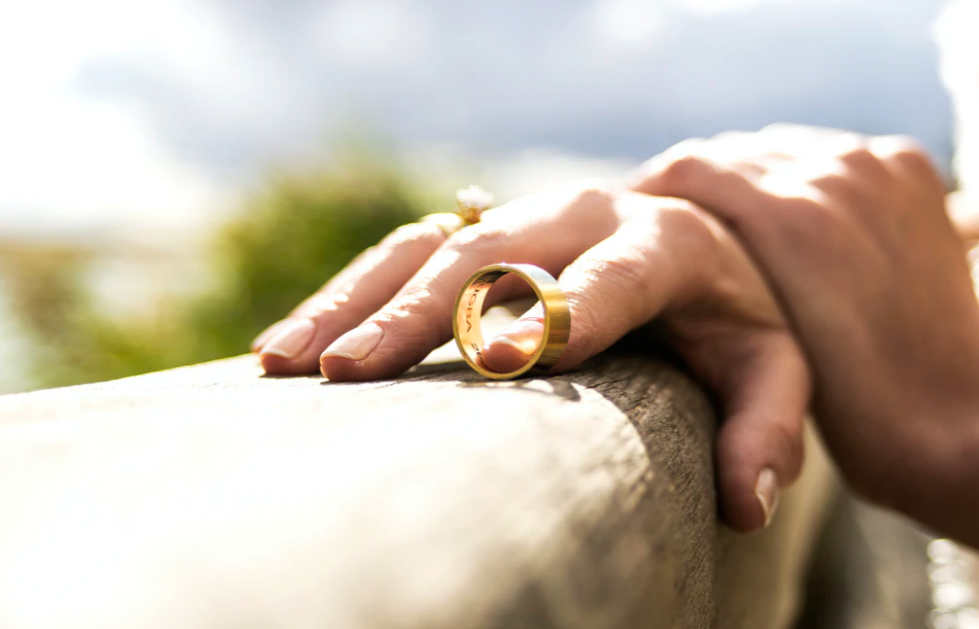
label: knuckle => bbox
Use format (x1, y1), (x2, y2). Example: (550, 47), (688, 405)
(656, 153), (714, 192)
(871, 136), (947, 198)
(569, 255), (651, 325)
(658, 201), (712, 232)
(892, 148), (931, 172)
(567, 179), (615, 208)
(442, 223), (509, 254)
(373, 293), (447, 344)
(835, 142), (876, 168)
(818, 133), (881, 172)
(632, 138), (708, 192)
(806, 171), (859, 198)
(588, 255), (649, 294)
(552, 180), (617, 220)
(302, 292), (346, 317)
(384, 293), (430, 321)
(875, 136), (935, 171)
(651, 202), (719, 253)
(570, 177), (613, 196)
(385, 221), (444, 249)
(565, 252), (645, 303)
(894, 149), (940, 181)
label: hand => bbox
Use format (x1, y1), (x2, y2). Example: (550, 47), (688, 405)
(630, 124), (979, 545)
(948, 190), (979, 245)
(253, 182), (810, 532)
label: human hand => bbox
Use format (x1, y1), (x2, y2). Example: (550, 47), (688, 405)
(253, 183), (810, 532)
(948, 190), (979, 245)
(630, 125), (979, 545)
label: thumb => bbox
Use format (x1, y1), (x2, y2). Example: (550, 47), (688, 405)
(710, 332), (809, 532)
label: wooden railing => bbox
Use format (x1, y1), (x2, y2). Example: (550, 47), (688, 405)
(0, 340), (838, 629)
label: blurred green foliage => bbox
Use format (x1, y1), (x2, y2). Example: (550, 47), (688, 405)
(5, 158), (432, 389)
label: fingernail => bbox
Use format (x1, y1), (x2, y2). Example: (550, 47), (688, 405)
(261, 318), (316, 360)
(487, 318), (544, 356)
(755, 467), (780, 528)
(322, 322), (384, 361)
(252, 319), (290, 352)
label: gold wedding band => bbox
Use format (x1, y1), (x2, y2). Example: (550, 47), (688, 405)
(453, 263), (570, 380)
(420, 185), (494, 237)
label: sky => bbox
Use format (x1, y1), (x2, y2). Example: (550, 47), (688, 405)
(0, 0), (955, 239)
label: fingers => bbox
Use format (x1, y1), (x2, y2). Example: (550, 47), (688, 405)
(626, 125), (848, 191)
(713, 332), (809, 532)
(481, 196), (715, 374)
(626, 134), (864, 310)
(866, 135), (947, 199)
(256, 221), (447, 374)
(629, 149), (781, 243)
(320, 186), (622, 381)
(629, 129), (937, 249)
(251, 319), (294, 353)
(480, 194), (809, 533)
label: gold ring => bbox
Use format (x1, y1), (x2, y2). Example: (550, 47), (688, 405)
(420, 185), (494, 237)
(453, 263), (570, 380)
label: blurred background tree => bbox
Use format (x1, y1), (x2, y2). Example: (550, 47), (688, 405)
(2, 155), (434, 389)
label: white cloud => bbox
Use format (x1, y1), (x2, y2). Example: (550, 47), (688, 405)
(0, 0), (953, 241)
(0, 98), (223, 232)
(308, 0), (431, 67)
(674, 0), (839, 17)
(0, 0), (230, 237)
(590, 0), (665, 51)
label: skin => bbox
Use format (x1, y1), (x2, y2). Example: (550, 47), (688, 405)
(256, 183), (807, 533)
(256, 124), (979, 544)
(630, 124), (979, 546)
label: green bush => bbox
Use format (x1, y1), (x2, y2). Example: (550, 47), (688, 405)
(9, 158), (433, 388)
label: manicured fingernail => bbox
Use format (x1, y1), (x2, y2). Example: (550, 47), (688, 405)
(487, 318), (544, 356)
(322, 322), (384, 361)
(261, 318), (316, 360)
(755, 467), (780, 528)
(252, 319), (290, 352)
